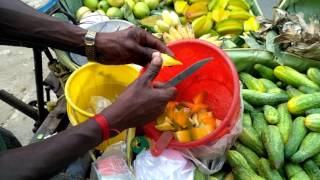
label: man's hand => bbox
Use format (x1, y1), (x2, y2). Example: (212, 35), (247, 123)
(101, 52), (176, 130)
(95, 27), (173, 66)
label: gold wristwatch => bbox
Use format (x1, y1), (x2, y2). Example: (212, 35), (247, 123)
(84, 30), (97, 60)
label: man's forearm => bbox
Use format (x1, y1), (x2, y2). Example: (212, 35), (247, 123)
(0, 119), (102, 179)
(0, 0), (86, 55)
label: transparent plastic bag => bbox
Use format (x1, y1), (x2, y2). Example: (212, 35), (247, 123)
(87, 96), (112, 114)
(90, 141), (134, 180)
(134, 149), (195, 180)
(180, 87), (244, 175)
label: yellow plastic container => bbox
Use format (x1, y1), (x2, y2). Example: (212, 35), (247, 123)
(65, 62), (139, 151)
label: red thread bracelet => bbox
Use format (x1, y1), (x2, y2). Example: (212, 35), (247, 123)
(93, 114), (110, 140)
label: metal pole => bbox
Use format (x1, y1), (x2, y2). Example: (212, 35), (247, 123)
(0, 89), (38, 120)
(33, 48), (47, 130)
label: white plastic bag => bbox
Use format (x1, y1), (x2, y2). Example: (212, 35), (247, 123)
(90, 141), (134, 180)
(87, 96), (112, 114)
(134, 149), (195, 180)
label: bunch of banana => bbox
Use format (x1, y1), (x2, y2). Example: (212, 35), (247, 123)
(154, 10), (180, 33)
(162, 24), (195, 44)
(198, 34), (223, 47)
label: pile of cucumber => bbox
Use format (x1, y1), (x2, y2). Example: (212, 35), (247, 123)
(210, 64), (320, 180)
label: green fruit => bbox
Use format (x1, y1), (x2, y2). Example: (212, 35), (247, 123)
(144, 0), (159, 10)
(98, 0), (109, 12)
(242, 89), (289, 106)
(240, 72), (266, 92)
(277, 103), (292, 144)
(285, 117), (307, 158)
(106, 7), (124, 18)
(84, 0), (99, 10)
(303, 160), (320, 180)
(234, 143), (260, 173)
(257, 158), (282, 180)
(133, 2), (150, 19)
(251, 112), (268, 138)
(239, 125), (265, 156)
(126, 0), (136, 9)
(262, 125), (284, 169)
(76, 6), (91, 20)
(263, 105), (279, 124)
(291, 132), (320, 163)
(107, 0), (124, 7)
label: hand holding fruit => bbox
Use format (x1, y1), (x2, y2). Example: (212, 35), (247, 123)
(95, 27), (172, 65)
(101, 52), (176, 130)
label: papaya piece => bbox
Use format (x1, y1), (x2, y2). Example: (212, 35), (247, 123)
(191, 127), (210, 140)
(174, 110), (189, 128)
(155, 122), (176, 131)
(175, 130), (192, 142)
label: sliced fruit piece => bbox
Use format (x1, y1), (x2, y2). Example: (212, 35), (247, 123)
(175, 130), (192, 142)
(155, 122), (176, 131)
(161, 54), (183, 67)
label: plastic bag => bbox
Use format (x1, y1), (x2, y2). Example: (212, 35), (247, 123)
(134, 149), (195, 180)
(180, 85), (244, 175)
(87, 96), (112, 114)
(90, 141), (134, 180)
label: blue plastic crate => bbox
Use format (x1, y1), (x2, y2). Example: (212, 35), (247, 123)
(37, 0), (59, 13)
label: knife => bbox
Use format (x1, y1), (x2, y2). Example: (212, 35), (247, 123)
(151, 57), (213, 157)
(161, 57), (213, 88)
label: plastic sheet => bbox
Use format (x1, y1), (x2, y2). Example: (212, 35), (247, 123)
(90, 142), (134, 180)
(134, 149), (195, 180)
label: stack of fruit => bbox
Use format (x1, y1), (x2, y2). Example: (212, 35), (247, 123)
(155, 92), (221, 143)
(77, 0), (159, 21)
(204, 65), (320, 179)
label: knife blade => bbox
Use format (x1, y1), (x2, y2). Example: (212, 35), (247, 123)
(162, 57), (213, 88)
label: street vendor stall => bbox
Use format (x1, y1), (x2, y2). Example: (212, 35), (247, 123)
(2, 0), (320, 179)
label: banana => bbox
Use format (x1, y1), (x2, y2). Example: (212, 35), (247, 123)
(177, 25), (189, 39)
(170, 11), (181, 27)
(154, 25), (162, 33)
(162, 10), (173, 26)
(199, 33), (212, 40)
(186, 23), (195, 38)
(163, 32), (176, 44)
(169, 27), (183, 40)
(156, 20), (170, 32)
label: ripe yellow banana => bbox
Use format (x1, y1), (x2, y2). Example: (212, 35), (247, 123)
(186, 24), (195, 38)
(156, 20), (170, 32)
(163, 32), (176, 44)
(169, 27), (183, 40)
(177, 25), (189, 39)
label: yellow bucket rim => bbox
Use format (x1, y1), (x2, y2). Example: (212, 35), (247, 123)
(65, 62), (141, 120)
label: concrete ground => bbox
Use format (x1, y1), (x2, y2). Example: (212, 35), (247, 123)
(0, 45), (50, 145)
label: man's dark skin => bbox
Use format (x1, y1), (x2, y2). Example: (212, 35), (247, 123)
(0, 0), (176, 179)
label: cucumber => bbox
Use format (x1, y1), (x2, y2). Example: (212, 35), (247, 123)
(285, 117), (308, 158)
(210, 170), (227, 180)
(277, 103), (293, 144)
(226, 150), (254, 172)
(243, 113), (252, 127)
(235, 143), (259, 173)
(288, 93), (320, 114)
(262, 125), (284, 169)
(244, 100), (255, 113)
(303, 160), (320, 180)
(285, 162), (310, 180)
(257, 158), (282, 180)
(291, 171), (311, 180)
(240, 73), (266, 92)
(254, 64), (276, 81)
(267, 88), (285, 94)
(239, 125), (265, 156)
(298, 85), (318, 94)
(263, 105), (279, 124)
(259, 78), (278, 90)
(312, 153), (320, 167)
(307, 68), (320, 86)
(251, 112), (268, 137)
(306, 108), (320, 115)
(242, 89), (289, 106)
(274, 66), (320, 89)
(232, 167), (265, 180)
(286, 85), (304, 98)
(305, 114), (320, 132)
(291, 132), (320, 163)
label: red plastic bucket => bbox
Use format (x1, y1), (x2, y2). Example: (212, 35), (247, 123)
(143, 39), (240, 149)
